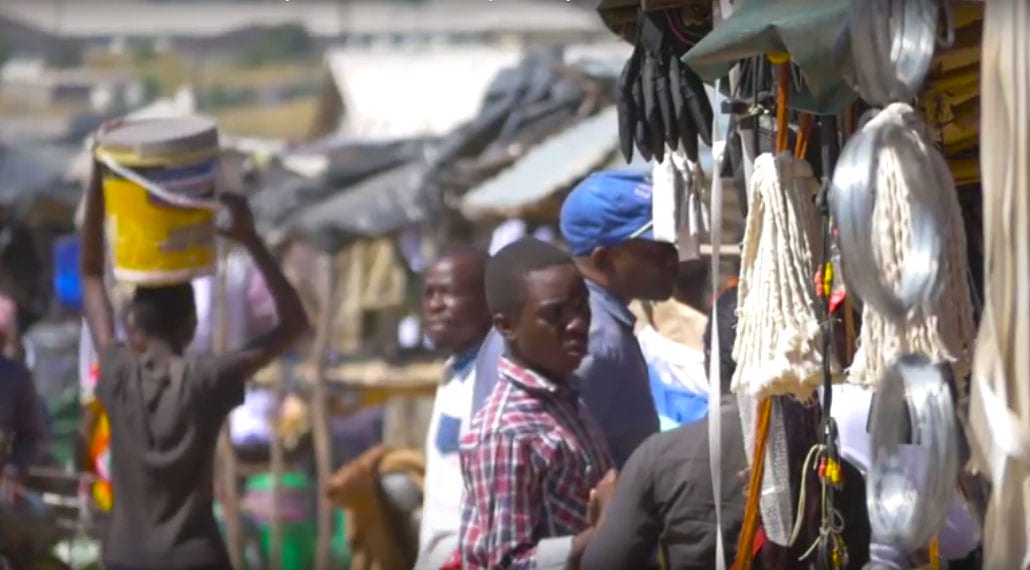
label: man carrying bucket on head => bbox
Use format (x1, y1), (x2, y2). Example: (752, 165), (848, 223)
(80, 118), (309, 570)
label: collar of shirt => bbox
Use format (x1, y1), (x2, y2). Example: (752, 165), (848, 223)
(585, 278), (636, 329)
(498, 356), (577, 399)
(446, 342), (482, 380)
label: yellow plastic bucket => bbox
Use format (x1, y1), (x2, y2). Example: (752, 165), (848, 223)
(95, 117), (221, 285)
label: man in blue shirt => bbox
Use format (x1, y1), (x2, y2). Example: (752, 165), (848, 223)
(473, 170), (677, 467)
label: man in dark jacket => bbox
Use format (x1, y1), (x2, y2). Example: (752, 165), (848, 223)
(581, 287), (748, 570)
(0, 354), (43, 503)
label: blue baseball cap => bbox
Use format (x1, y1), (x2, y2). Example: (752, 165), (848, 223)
(560, 169), (656, 257)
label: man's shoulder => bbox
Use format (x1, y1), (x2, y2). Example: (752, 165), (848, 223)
(463, 391), (557, 449)
(0, 355), (30, 377)
(0, 356), (32, 396)
(636, 422), (708, 465)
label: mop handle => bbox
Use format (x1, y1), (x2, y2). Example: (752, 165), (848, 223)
(770, 52), (790, 154)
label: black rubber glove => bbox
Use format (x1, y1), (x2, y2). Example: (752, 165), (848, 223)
(614, 7), (713, 162)
(617, 45), (642, 162)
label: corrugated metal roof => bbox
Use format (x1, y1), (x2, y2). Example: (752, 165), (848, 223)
(461, 106), (620, 219)
(289, 162), (431, 250)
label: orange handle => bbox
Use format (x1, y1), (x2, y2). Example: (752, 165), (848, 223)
(732, 398), (774, 570)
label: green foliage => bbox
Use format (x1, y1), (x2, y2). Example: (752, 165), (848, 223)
(0, 39), (10, 69)
(132, 38), (158, 65)
(236, 23), (315, 67)
(141, 73), (164, 101)
(202, 84), (254, 109)
(47, 41), (84, 69)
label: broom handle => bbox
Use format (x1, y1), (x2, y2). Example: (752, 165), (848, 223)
(774, 58), (790, 154)
(795, 113), (814, 159)
(732, 53), (796, 570)
(732, 398), (774, 570)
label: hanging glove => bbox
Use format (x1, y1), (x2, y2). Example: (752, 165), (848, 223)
(614, 7), (714, 163)
(617, 44), (642, 162)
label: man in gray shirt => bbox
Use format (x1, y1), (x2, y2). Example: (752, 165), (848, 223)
(81, 169), (308, 570)
(473, 169), (676, 467)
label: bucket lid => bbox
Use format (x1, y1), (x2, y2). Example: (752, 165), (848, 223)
(97, 116), (219, 159)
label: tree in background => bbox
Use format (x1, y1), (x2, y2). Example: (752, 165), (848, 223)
(140, 73), (164, 102)
(47, 40), (83, 69)
(0, 39), (10, 70)
(236, 23), (315, 67)
(132, 38), (158, 65)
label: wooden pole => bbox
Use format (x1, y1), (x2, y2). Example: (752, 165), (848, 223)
(269, 358), (285, 569)
(216, 246), (245, 569)
(312, 252), (339, 570)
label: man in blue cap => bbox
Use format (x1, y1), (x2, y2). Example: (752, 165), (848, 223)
(472, 169), (678, 467)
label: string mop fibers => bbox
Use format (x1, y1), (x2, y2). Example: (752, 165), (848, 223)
(732, 143), (834, 400)
(840, 103), (976, 392)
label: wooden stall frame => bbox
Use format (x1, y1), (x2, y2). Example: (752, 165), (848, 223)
(215, 241), (245, 569)
(312, 253), (339, 570)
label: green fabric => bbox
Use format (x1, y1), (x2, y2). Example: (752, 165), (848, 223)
(46, 385), (82, 467)
(332, 510), (352, 569)
(246, 472), (310, 492)
(219, 473), (352, 570)
(254, 519), (315, 570)
(682, 0), (858, 113)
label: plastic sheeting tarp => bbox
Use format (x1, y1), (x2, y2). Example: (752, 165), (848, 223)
(461, 107), (620, 218)
(0, 143), (78, 206)
(682, 0), (856, 113)
(325, 47), (525, 140)
(289, 162), (431, 251)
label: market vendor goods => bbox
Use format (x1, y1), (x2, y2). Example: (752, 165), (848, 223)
(94, 117), (220, 286)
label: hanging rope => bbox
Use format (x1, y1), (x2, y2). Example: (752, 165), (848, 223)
(968, 1), (1030, 567)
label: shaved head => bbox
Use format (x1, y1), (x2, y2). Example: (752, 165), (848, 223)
(422, 246), (491, 354)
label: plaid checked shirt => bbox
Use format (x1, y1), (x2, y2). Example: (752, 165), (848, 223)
(458, 356), (613, 569)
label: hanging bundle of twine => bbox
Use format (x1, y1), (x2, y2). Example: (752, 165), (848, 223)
(968, 0), (1030, 566)
(733, 152), (832, 400)
(839, 104), (976, 390)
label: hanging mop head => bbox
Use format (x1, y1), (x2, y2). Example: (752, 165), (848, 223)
(733, 152), (840, 400)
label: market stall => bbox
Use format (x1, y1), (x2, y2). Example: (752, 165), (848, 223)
(597, 0), (1024, 568)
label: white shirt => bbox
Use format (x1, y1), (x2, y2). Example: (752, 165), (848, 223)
(636, 325), (708, 397)
(415, 349), (479, 570)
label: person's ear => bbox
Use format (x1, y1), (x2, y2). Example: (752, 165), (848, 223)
(492, 312), (517, 343)
(589, 246), (613, 273)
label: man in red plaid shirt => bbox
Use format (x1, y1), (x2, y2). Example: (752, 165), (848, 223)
(456, 238), (616, 570)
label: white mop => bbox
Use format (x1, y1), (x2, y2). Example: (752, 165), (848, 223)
(845, 104), (976, 392)
(733, 152), (834, 400)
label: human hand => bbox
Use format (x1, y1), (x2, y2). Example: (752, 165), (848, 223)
(215, 193), (258, 243)
(587, 468), (618, 527)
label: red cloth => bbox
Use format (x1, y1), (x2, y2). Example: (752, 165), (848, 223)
(441, 550), (462, 570)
